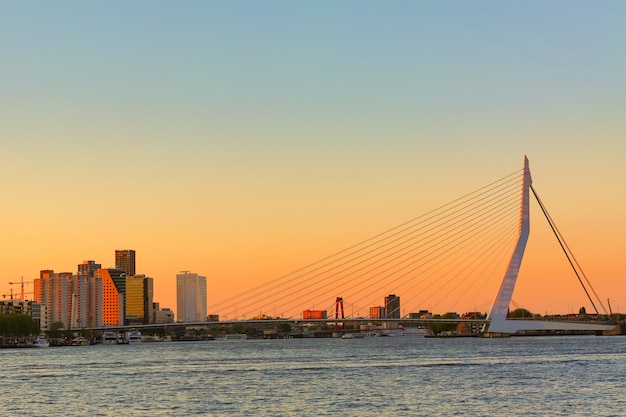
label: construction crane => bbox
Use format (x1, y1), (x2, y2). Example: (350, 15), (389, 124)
(20, 291), (34, 301)
(2, 289), (14, 299)
(8, 276), (32, 301)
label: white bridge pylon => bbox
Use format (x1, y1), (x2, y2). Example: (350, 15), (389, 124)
(484, 156), (614, 335)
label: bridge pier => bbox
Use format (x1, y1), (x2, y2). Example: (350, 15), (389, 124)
(601, 323), (626, 336)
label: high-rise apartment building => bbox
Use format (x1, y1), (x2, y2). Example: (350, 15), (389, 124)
(34, 270), (103, 329)
(115, 249), (136, 277)
(176, 272), (207, 323)
(35, 270), (71, 327)
(384, 294), (401, 319)
(78, 260), (102, 278)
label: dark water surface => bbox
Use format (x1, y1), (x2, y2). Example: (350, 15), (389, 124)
(3, 335), (626, 416)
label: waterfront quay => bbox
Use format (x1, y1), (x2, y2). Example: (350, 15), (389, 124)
(4, 315), (621, 349)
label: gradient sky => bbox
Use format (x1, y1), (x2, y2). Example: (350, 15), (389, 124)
(1, 2), (625, 318)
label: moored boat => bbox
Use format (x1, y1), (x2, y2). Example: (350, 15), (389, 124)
(30, 336), (50, 348)
(126, 331), (143, 344)
(341, 332), (366, 339)
(101, 331), (119, 345)
(215, 334), (248, 341)
(71, 336), (90, 346)
(402, 328), (429, 337)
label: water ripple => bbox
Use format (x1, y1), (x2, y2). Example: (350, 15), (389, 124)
(2, 335), (626, 416)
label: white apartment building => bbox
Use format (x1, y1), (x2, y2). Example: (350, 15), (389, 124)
(176, 272), (207, 323)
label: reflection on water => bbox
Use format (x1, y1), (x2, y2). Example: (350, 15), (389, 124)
(3, 335), (626, 416)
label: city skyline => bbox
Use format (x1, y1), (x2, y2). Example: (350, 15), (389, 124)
(32, 251), (172, 329)
(2, 3), (625, 317)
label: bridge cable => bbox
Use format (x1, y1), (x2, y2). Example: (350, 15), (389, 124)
(530, 185), (608, 316)
(311, 184), (519, 307)
(215, 169), (523, 319)
(289, 175), (521, 317)
(211, 168), (522, 315)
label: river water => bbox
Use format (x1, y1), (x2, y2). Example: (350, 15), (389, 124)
(2, 335), (625, 416)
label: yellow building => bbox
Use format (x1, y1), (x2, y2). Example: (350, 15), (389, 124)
(125, 274), (153, 325)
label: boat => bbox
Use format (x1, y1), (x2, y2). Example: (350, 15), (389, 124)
(402, 328), (429, 337)
(30, 336), (50, 348)
(215, 334), (248, 341)
(125, 331), (143, 344)
(101, 331), (119, 345)
(341, 332), (366, 339)
(141, 333), (161, 342)
(71, 336), (90, 346)
(142, 333), (171, 342)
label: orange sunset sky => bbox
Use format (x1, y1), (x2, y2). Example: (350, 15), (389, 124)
(1, 3), (625, 319)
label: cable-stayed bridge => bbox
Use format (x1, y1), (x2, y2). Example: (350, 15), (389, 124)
(78, 157), (615, 336)
(201, 156), (614, 336)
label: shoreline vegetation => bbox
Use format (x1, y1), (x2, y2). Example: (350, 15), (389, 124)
(2, 325), (624, 349)
(0, 332), (619, 349)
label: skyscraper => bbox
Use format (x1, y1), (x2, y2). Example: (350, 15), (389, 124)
(126, 274), (153, 325)
(96, 268), (124, 326)
(115, 249), (136, 277)
(384, 294), (401, 319)
(176, 272), (207, 323)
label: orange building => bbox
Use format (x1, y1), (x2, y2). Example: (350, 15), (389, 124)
(369, 306), (385, 319)
(302, 309), (327, 320)
(97, 269), (124, 326)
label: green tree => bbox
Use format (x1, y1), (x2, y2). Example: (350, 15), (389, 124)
(231, 324), (244, 334)
(0, 314), (39, 337)
(47, 321), (65, 339)
(428, 314), (458, 335)
(277, 323), (291, 332)
(508, 308), (533, 318)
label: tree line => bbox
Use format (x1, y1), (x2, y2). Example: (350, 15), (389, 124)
(0, 313), (40, 337)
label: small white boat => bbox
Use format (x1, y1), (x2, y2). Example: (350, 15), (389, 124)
(141, 333), (162, 342)
(215, 334), (248, 341)
(126, 331), (143, 344)
(31, 336), (50, 348)
(141, 333), (171, 342)
(402, 328), (429, 337)
(341, 332), (366, 339)
(101, 331), (119, 345)
(71, 336), (90, 346)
